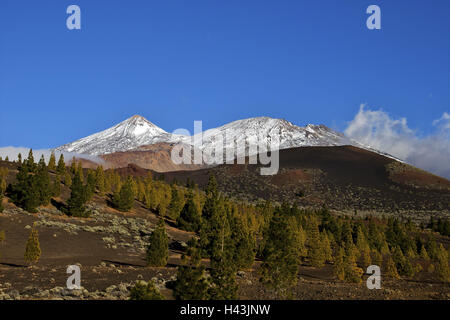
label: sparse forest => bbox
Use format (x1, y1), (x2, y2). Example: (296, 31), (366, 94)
(0, 152), (449, 300)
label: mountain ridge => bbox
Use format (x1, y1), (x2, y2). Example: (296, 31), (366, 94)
(55, 115), (401, 163)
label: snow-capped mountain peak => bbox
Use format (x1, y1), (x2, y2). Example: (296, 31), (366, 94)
(54, 115), (180, 156)
(184, 117), (352, 152)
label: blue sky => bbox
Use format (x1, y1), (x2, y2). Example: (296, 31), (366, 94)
(0, 0), (449, 149)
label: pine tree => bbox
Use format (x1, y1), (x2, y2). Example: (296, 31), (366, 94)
(112, 177), (135, 212)
(56, 154), (66, 175)
(95, 166), (106, 195)
(27, 149), (36, 172)
(35, 158), (52, 206)
(321, 232), (333, 263)
(67, 172), (89, 217)
(297, 225), (308, 259)
(156, 184), (171, 216)
(52, 175), (61, 198)
(48, 152), (56, 171)
(85, 170), (96, 201)
(420, 246), (430, 261)
(69, 158), (77, 175)
(435, 244), (450, 282)
(167, 186), (184, 220)
(385, 255), (400, 279)
(76, 161), (84, 183)
(232, 215), (256, 270)
(307, 219), (325, 268)
(24, 224), (41, 265)
(359, 245), (372, 269)
(17, 153), (22, 165)
(173, 238), (210, 300)
(380, 240), (390, 256)
(137, 179), (146, 202)
(260, 206), (300, 297)
(64, 171), (72, 187)
(146, 219), (169, 267)
(177, 192), (202, 232)
(10, 163), (40, 213)
(333, 247), (346, 281)
(206, 174), (218, 197)
(209, 249), (238, 299)
(392, 246), (414, 277)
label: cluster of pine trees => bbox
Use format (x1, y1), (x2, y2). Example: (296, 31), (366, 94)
(144, 175), (257, 300)
(259, 205), (450, 296)
(8, 150), (56, 213)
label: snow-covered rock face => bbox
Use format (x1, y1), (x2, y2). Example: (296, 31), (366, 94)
(54, 115), (183, 156)
(177, 117), (355, 161)
(54, 115), (401, 162)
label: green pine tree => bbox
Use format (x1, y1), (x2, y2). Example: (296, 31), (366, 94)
(333, 247), (346, 281)
(209, 249), (238, 299)
(56, 154), (66, 175)
(112, 177), (135, 212)
(260, 205), (300, 297)
(67, 172), (89, 217)
(36, 158), (52, 206)
(385, 255), (400, 279)
(173, 238), (210, 300)
(146, 219), (169, 267)
(95, 166), (106, 195)
(24, 224), (41, 265)
(27, 149), (36, 172)
(64, 171), (72, 187)
(10, 163), (40, 213)
(48, 152), (56, 171)
(307, 219), (326, 268)
(232, 216), (256, 270)
(435, 244), (450, 282)
(177, 192), (202, 232)
(167, 186), (184, 220)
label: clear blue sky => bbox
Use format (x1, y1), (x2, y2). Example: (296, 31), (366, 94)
(1, 0), (449, 148)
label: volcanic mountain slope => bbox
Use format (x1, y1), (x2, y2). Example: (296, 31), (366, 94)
(179, 117), (359, 161)
(55, 115), (399, 166)
(160, 146), (450, 219)
(100, 142), (206, 172)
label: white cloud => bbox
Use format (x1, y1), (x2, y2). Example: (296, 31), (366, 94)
(432, 112), (450, 130)
(345, 105), (450, 179)
(0, 147), (103, 165)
